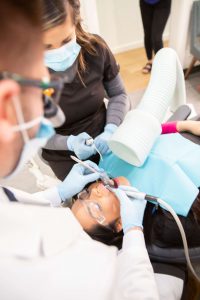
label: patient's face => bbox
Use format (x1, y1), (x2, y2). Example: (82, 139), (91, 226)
(71, 177), (129, 232)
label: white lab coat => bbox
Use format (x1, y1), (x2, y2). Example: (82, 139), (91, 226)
(0, 187), (183, 300)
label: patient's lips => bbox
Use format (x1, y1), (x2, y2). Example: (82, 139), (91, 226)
(97, 177), (130, 194)
(114, 176), (130, 186)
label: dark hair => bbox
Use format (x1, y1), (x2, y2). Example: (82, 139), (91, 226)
(2, 0), (42, 26)
(0, 0), (42, 74)
(191, 192), (200, 224)
(42, 0), (67, 30)
(42, 0), (107, 80)
(85, 225), (124, 250)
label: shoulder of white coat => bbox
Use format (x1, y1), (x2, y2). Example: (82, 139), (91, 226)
(0, 203), (83, 258)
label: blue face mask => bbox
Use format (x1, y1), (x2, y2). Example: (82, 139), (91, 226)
(44, 38), (81, 72)
(36, 118), (55, 138)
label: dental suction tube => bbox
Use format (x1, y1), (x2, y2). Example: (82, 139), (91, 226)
(157, 197), (200, 283)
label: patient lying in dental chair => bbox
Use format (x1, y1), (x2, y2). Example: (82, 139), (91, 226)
(71, 119), (200, 250)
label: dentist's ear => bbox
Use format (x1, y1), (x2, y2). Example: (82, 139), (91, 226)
(0, 79), (20, 142)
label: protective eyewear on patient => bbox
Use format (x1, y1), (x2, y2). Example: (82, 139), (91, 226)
(0, 71), (64, 104)
(77, 189), (113, 230)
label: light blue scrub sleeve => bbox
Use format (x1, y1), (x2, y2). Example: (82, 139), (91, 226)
(100, 133), (200, 217)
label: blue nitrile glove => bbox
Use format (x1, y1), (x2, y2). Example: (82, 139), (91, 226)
(94, 124), (118, 156)
(67, 132), (96, 160)
(112, 186), (147, 233)
(58, 161), (104, 201)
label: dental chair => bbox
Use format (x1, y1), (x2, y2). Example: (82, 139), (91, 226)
(143, 105), (200, 300)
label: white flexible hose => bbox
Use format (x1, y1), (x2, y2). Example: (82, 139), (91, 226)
(109, 48), (187, 166)
(157, 198), (200, 283)
(138, 48), (186, 122)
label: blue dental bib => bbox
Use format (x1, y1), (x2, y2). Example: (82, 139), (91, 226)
(100, 133), (200, 217)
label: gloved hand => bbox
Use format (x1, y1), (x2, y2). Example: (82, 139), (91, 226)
(112, 186), (147, 233)
(58, 161), (103, 201)
(67, 132), (96, 160)
(94, 124), (117, 156)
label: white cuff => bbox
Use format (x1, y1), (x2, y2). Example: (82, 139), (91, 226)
(34, 187), (62, 207)
(122, 230), (145, 250)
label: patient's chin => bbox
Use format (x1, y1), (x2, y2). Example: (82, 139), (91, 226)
(115, 176), (130, 186)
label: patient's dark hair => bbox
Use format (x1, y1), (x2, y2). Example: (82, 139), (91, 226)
(191, 193), (200, 224)
(85, 226), (123, 250)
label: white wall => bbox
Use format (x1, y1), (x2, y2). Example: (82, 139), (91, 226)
(81, 0), (195, 68)
(169, 0), (195, 68)
(81, 0), (100, 34)
(96, 0), (170, 53)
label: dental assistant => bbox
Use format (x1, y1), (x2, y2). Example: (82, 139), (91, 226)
(41, 0), (129, 181)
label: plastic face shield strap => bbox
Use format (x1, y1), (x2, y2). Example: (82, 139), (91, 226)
(12, 96), (43, 143)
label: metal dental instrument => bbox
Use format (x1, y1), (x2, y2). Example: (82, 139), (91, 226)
(70, 155), (117, 188)
(85, 138), (103, 161)
(85, 138), (94, 146)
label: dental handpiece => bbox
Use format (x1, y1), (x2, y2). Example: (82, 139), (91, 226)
(124, 190), (158, 203)
(70, 155), (117, 188)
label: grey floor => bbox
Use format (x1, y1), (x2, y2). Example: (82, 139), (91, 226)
(1, 71), (200, 193)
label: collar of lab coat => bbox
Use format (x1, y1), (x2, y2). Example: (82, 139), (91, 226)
(0, 188), (84, 258)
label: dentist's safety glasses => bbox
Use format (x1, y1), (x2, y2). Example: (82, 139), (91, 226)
(0, 71), (65, 127)
(77, 189), (115, 231)
(0, 71), (63, 102)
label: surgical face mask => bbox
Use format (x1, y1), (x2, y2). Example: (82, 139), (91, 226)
(4, 97), (55, 180)
(44, 38), (81, 72)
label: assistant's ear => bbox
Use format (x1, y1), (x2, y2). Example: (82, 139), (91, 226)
(0, 79), (20, 142)
(115, 218), (123, 233)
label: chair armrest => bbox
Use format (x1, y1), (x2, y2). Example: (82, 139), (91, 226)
(167, 105), (191, 122)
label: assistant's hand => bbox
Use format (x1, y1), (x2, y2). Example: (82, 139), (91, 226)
(94, 124), (117, 156)
(112, 187), (147, 233)
(67, 132), (96, 160)
(58, 161), (102, 201)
